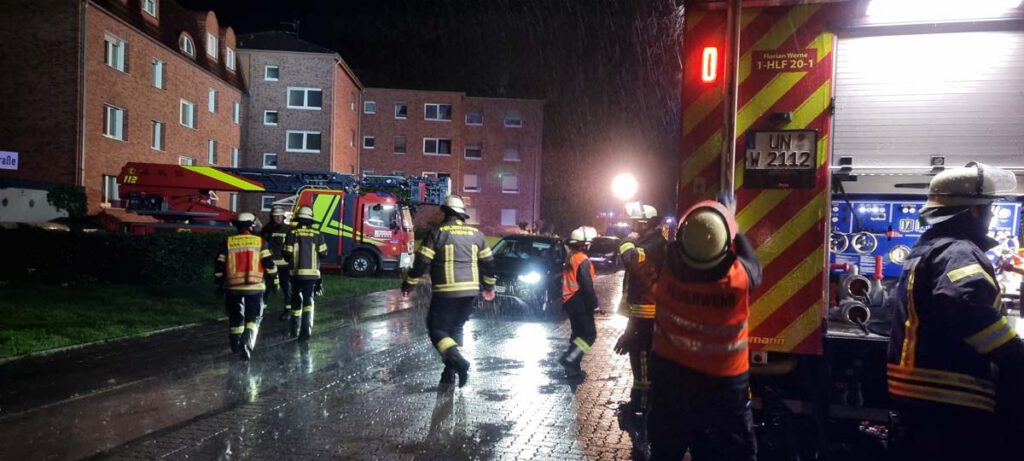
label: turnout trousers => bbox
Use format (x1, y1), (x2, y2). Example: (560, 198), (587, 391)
(264, 265), (292, 312)
(290, 279), (317, 340)
(426, 296), (475, 379)
(225, 292), (264, 358)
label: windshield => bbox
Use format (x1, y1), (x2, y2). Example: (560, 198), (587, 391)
(492, 239), (560, 261)
(365, 204), (398, 229)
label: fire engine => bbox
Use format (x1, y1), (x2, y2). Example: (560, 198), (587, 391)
(101, 162), (450, 276)
(678, 0), (1023, 456)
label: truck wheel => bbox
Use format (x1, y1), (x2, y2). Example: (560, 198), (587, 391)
(346, 251), (377, 277)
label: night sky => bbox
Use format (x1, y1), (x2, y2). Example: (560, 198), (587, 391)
(183, 0), (685, 232)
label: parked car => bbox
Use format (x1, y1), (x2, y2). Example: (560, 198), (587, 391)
(587, 236), (621, 272)
(486, 235), (566, 315)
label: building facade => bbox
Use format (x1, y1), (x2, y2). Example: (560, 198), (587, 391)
(235, 32), (363, 215)
(359, 88), (544, 235)
(0, 0), (244, 213)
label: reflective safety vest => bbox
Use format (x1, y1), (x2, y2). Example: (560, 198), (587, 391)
(562, 251), (596, 303)
(261, 222), (291, 267)
(225, 234), (269, 292)
(653, 259), (750, 377)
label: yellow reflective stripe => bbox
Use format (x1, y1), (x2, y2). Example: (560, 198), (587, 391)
(637, 248), (646, 264)
(419, 246), (436, 259)
(260, 249), (271, 258)
(318, 243), (328, 253)
(405, 277), (420, 285)
(214, 272), (224, 277)
(573, 337), (591, 352)
(294, 269), (320, 276)
(482, 276), (497, 285)
(946, 264), (995, 286)
(182, 166), (265, 191)
(471, 244), (479, 284)
(434, 282), (482, 292)
(619, 242), (636, 254)
(245, 322), (259, 330)
(626, 304), (656, 319)
(303, 306), (313, 312)
(886, 364), (995, 396)
(230, 326), (245, 334)
(292, 309), (302, 317)
(265, 266), (277, 275)
(216, 254), (226, 262)
(436, 337), (458, 353)
(888, 380), (995, 413)
(965, 318), (1017, 354)
(479, 247), (493, 259)
(900, 265), (920, 368)
(444, 244), (455, 285)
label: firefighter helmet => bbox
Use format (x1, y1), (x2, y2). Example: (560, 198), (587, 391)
(678, 200), (739, 270)
(567, 226), (597, 245)
(921, 162), (1017, 224)
(271, 206), (287, 217)
(234, 212), (257, 231)
(441, 195), (470, 219)
(625, 201), (658, 222)
(296, 206), (314, 221)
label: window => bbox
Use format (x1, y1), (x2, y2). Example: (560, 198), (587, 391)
(265, 66), (279, 81)
(151, 59), (165, 89)
(225, 48), (236, 71)
(179, 156), (195, 166)
(179, 34), (195, 57)
(504, 110), (523, 127)
(208, 88), (217, 113)
(263, 153), (278, 169)
(501, 209), (518, 226)
(424, 103), (452, 121)
(364, 203), (398, 229)
(287, 88), (323, 110)
(180, 99), (197, 128)
(393, 136), (406, 154)
(285, 131), (321, 153)
(363, 136), (375, 149)
(206, 33), (218, 59)
(229, 193), (238, 212)
(464, 174), (480, 192)
(232, 101), (240, 124)
(102, 175), (120, 205)
(466, 109), (483, 126)
(142, 0), (158, 17)
(151, 120), (164, 150)
(502, 174), (519, 194)
(103, 105), (125, 140)
(465, 207), (480, 225)
(350, 129), (355, 147)
(394, 102), (407, 119)
(231, 147), (239, 167)
(350, 92), (356, 111)
(363, 101), (376, 114)
(207, 139), (217, 164)
(104, 34), (127, 72)
(465, 142), (482, 159)
(263, 110), (278, 125)
(423, 138), (452, 156)
(504, 145), (521, 161)
(261, 196), (274, 211)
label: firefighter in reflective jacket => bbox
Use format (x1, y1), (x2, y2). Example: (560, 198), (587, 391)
(285, 206), (327, 341)
(215, 212), (278, 361)
(615, 201), (667, 423)
(648, 199), (762, 461)
(887, 163), (1024, 461)
(559, 226), (599, 380)
(261, 206), (293, 321)
(402, 195), (496, 388)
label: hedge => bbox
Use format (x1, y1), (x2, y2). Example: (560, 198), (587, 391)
(1, 228), (227, 285)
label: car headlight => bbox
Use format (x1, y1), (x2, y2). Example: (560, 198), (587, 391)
(518, 272), (542, 284)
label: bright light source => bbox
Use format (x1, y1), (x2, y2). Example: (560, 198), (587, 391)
(518, 272), (542, 284)
(701, 47), (718, 83)
(866, 0), (1021, 23)
(611, 173), (639, 201)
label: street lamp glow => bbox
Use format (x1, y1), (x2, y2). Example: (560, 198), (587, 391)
(611, 173), (638, 201)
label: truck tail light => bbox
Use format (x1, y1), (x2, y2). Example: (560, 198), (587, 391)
(701, 46), (718, 83)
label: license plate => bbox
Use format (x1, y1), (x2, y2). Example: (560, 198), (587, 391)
(745, 130), (816, 170)
(494, 285), (507, 294)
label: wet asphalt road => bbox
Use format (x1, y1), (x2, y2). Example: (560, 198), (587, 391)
(0, 273), (638, 460)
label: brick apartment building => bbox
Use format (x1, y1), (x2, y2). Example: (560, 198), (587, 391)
(359, 88), (544, 235)
(0, 0), (244, 213)
(235, 32), (363, 215)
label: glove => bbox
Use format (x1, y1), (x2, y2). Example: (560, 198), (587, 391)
(315, 281), (324, 297)
(614, 333), (633, 355)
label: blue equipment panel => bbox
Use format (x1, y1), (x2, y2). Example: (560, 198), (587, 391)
(829, 196), (1021, 279)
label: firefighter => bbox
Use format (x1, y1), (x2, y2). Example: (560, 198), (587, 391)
(214, 212), (278, 361)
(402, 195), (496, 388)
(559, 226), (600, 381)
(284, 206), (327, 341)
(887, 163), (1024, 461)
(648, 198), (762, 461)
(261, 206), (293, 321)
(615, 201), (667, 427)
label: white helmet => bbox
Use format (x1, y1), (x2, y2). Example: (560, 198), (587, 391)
(921, 162), (1017, 224)
(296, 206), (314, 221)
(678, 200), (738, 270)
(568, 226), (598, 245)
(625, 201), (658, 222)
(442, 195), (469, 219)
(271, 206), (287, 217)
(234, 212), (257, 230)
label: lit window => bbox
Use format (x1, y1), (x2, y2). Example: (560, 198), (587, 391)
(363, 136), (375, 149)
(180, 100), (197, 128)
(503, 146), (521, 162)
(465, 142), (482, 159)
(423, 138), (452, 156)
(287, 88), (323, 110)
(265, 66), (279, 81)
(465, 109), (483, 126)
(232, 101), (240, 124)
(364, 101), (377, 114)
(263, 153), (278, 169)
(179, 34), (195, 57)
(285, 131), (322, 153)
(393, 136), (406, 154)
(207, 139), (217, 164)
(206, 33), (218, 59)
(208, 88), (217, 113)
(102, 175), (120, 205)
(225, 47), (236, 71)
(151, 120), (164, 150)
(504, 110), (523, 128)
(394, 103), (407, 119)
(151, 59), (165, 89)
(261, 196), (274, 211)
(464, 174), (480, 192)
(104, 34), (127, 72)
(501, 209), (518, 226)
(142, 0), (158, 17)
(264, 110), (278, 125)
(103, 105), (125, 140)
(501, 175), (519, 194)
(424, 103), (452, 121)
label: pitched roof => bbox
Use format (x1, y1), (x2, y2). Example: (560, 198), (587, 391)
(237, 31), (337, 54)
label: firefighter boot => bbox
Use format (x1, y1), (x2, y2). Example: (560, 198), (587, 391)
(289, 308), (301, 338)
(559, 338), (589, 380)
(441, 346), (471, 387)
(298, 305), (314, 342)
(278, 304), (291, 321)
(240, 322), (260, 361)
(229, 333), (242, 354)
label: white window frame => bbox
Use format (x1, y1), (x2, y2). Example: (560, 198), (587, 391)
(261, 195), (274, 212)
(264, 65), (279, 81)
(363, 101), (377, 114)
(179, 34), (195, 57)
(285, 130), (322, 153)
(207, 139), (217, 165)
(142, 0), (158, 18)
(501, 174), (520, 194)
(393, 136), (406, 154)
(465, 207), (480, 225)
(208, 88), (217, 113)
(206, 33), (218, 59)
(287, 87), (323, 110)
(230, 147), (239, 167)
(263, 110), (278, 126)
(424, 103), (453, 121)
(151, 120), (164, 151)
(225, 47), (236, 71)
(504, 110), (523, 128)
(151, 59), (165, 89)
(180, 99), (197, 129)
(423, 138), (452, 156)
(464, 142), (483, 160)
(104, 33), (127, 72)
(503, 146), (521, 162)
(262, 153), (278, 169)
(102, 175), (120, 205)
(465, 109), (484, 126)
(501, 209), (517, 227)
(103, 105), (125, 141)
(178, 156), (195, 166)
(362, 136), (375, 149)
(232, 101), (240, 124)
(229, 193), (238, 212)
(394, 102), (407, 119)
(463, 174), (480, 193)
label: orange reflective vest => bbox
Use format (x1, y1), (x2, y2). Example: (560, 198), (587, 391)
(225, 234), (268, 291)
(653, 259), (751, 377)
(562, 251), (596, 303)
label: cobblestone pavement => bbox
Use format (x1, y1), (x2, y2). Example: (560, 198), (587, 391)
(1, 273), (645, 460)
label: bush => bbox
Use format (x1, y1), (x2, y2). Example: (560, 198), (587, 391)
(46, 184), (87, 219)
(0, 228), (226, 285)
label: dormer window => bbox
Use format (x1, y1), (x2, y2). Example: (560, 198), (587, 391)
(179, 33), (195, 57)
(225, 47), (236, 71)
(142, 0), (157, 18)
(206, 33), (218, 60)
